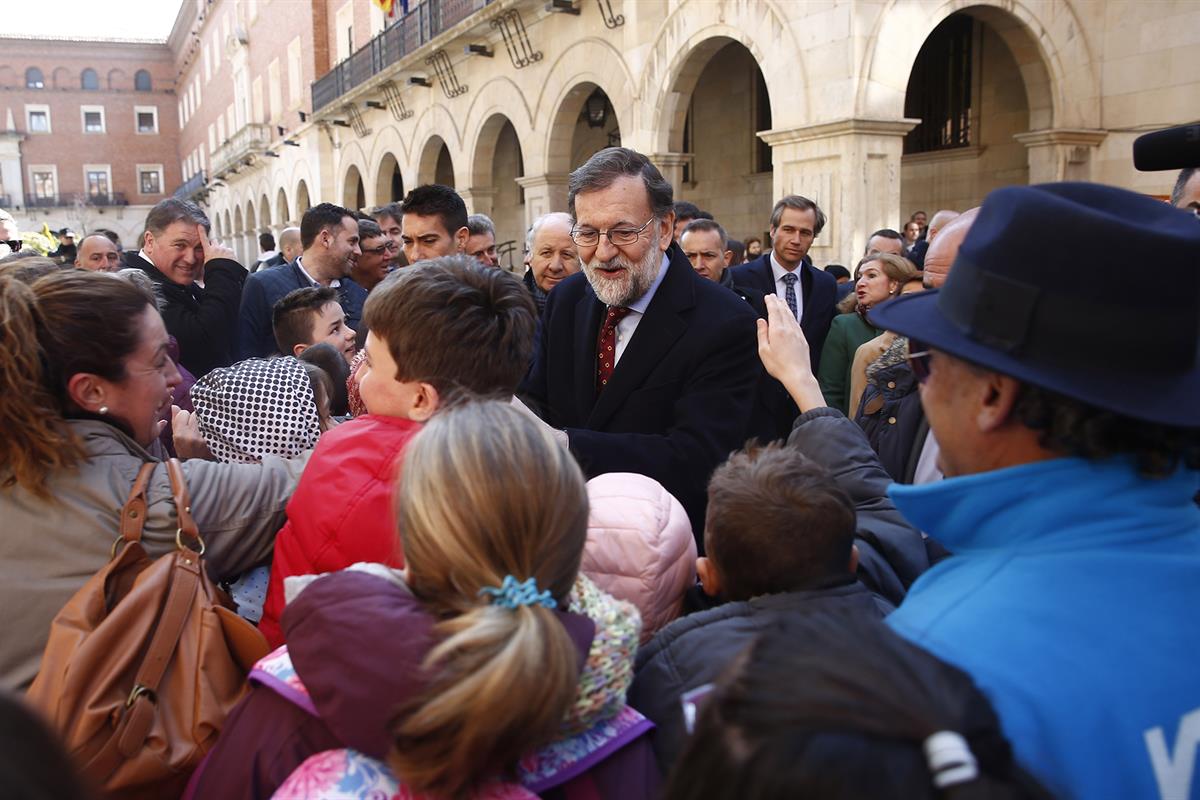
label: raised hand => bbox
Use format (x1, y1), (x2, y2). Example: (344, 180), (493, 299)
(756, 294), (826, 413)
(197, 224), (237, 264)
(172, 404), (215, 461)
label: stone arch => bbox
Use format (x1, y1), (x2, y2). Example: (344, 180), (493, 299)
(462, 76), (536, 179)
(222, 210), (232, 242)
(858, 0), (1098, 131)
(374, 152), (404, 205)
(337, 140), (370, 210)
(342, 164), (366, 211)
(258, 193), (271, 232)
(406, 104), (463, 184)
(51, 67), (70, 89)
(275, 187), (290, 225)
(641, 5), (806, 151)
(106, 68), (128, 91)
(295, 179), (312, 216)
(469, 112), (524, 190)
(535, 39), (633, 176)
(417, 135), (455, 187)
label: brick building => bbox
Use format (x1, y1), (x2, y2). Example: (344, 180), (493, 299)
(0, 36), (181, 246)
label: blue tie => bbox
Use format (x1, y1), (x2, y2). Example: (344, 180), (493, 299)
(781, 272), (799, 320)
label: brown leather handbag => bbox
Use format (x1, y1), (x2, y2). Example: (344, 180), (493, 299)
(27, 459), (270, 799)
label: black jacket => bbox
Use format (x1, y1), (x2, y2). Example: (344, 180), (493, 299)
(521, 245), (761, 542)
(855, 356), (929, 484)
(629, 579), (888, 772)
(236, 260), (368, 360)
(137, 254), (245, 379)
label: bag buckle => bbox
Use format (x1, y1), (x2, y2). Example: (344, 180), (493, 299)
(126, 683), (155, 709)
(175, 526), (206, 556)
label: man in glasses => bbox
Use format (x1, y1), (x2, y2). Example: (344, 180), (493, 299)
(236, 203), (365, 360)
(520, 147), (761, 546)
(351, 218), (394, 293)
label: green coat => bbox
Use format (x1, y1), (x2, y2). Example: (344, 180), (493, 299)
(817, 312), (881, 415)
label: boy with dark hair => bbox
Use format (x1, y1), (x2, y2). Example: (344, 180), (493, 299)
(258, 254), (537, 646)
(629, 437), (905, 773)
(272, 286), (357, 363)
(399, 184), (469, 264)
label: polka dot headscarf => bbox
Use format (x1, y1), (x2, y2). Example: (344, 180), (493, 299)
(191, 356), (322, 463)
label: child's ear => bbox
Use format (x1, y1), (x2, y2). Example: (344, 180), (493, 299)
(696, 557), (721, 598)
(848, 543), (860, 575)
(408, 381), (442, 422)
(292, 343), (309, 358)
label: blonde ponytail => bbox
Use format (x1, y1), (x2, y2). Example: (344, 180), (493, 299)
(389, 400), (589, 798)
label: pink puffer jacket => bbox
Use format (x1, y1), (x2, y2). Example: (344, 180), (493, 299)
(583, 473), (697, 643)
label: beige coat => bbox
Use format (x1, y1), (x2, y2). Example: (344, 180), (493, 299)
(0, 420), (309, 691)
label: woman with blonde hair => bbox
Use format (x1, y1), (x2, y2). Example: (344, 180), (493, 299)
(188, 400), (652, 800)
(0, 269), (307, 691)
(817, 252), (919, 414)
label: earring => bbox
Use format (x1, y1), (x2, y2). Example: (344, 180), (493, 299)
(98, 406), (109, 415)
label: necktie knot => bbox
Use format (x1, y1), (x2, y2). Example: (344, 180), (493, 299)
(781, 273), (798, 286)
(605, 306), (631, 325)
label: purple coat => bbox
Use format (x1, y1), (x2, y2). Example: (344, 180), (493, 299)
(187, 571), (658, 799)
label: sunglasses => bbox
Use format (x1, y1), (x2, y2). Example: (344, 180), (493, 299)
(907, 339), (933, 383)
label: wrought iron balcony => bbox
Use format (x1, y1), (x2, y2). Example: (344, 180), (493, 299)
(22, 192), (130, 208)
(312, 0), (490, 111)
(175, 170), (207, 200)
(211, 123), (273, 177)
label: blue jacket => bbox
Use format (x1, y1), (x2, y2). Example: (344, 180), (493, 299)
(886, 457), (1200, 799)
(236, 260), (367, 361)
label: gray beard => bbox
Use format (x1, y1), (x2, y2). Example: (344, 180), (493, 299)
(583, 227), (662, 307)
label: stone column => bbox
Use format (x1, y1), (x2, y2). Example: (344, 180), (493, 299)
(1014, 129), (1108, 183)
(759, 118), (918, 266)
(459, 186), (497, 217)
(647, 153), (692, 195)
(516, 173), (570, 228)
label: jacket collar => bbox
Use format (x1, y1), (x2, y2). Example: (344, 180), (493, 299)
(66, 418), (155, 460)
(889, 456), (1200, 554)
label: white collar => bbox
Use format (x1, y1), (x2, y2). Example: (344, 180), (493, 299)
(296, 256), (340, 288)
(770, 250), (804, 283)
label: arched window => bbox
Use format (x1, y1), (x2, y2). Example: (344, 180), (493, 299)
(81, 68), (99, 90)
(135, 69), (152, 91)
(25, 67), (44, 89)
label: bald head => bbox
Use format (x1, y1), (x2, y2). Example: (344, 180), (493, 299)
(75, 234), (121, 271)
(923, 207), (980, 288)
(925, 210), (959, 245)
(279, 226), (302, 263)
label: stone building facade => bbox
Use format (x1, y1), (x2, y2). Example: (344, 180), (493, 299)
(0, 36), (181, 246)
(174, 0), (1200, 268)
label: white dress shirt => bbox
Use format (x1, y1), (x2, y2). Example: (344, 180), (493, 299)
(295, 256), (340, 288)
(612, 253), (670, 366)
(769, 251), (806, 321)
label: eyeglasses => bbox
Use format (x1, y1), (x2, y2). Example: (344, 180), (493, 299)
(570, 216), (656, 248)
(907, 339), (933, 383)
(361, 244), (391, 255)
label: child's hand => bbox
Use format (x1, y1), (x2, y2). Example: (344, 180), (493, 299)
(172, 405), (215, 461)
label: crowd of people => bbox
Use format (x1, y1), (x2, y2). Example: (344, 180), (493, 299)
(0, 151), (1197, 800)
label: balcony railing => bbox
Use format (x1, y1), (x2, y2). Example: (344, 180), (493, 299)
(312, 0), (490, 111)
(211, 123), (273, 177)
(175, 169), (207, 200)
(24, 192), (129, 208)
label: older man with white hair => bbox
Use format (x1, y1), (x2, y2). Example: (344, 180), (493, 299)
(521, 211), (578, 314)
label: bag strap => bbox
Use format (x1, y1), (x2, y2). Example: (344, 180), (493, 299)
(165, 458), (203, 552)
(117, 462), (158, 546)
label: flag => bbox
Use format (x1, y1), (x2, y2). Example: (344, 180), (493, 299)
(372, 0), (396, 16)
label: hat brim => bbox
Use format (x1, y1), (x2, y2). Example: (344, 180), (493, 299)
(868, 291), (1200, 428)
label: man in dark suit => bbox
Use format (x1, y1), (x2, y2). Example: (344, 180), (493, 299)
(521, 148), (760, 542)
(236, 203), (365, 361)
(729, 195), (837, 438)
(134, 198), (244, 379)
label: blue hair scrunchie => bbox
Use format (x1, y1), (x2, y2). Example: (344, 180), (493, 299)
(479, 575), (557, 610)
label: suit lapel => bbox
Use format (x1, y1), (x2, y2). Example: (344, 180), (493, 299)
(572, 288), (604, 422)
(753, 254), (775, 295)
(587, 254), (693, 431)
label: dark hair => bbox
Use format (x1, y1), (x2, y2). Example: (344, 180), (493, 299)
(363, 255), (535, 404)
(664, 612), (1049, 800)
(1171, 167), (1198, 207)
(568, 147), (673, 219)
(93, 227), (122, 247)
(673, 201), (703, 222)
(0, 256), (63, 283)
(298, 341), (350, 416)
(372, 201), (404, 226)
(745, 236), (761, 247)
(401, 185), (468, 239)
(1012, 382), (1200, 479)
(143, 198), (209, 246)
(0, 270), (155, 496)
(868, 228), (904, 242)
(0, 691), (92, 799)
(726, 239), (746, 265)
(681, 218), (727, 249)
(825, 264), (851, 281)
(910, 210), (928, 220)
(705, 442), (855, 601)
(300, 359), (335, 426)
(272, 286), (340, 355)
(300, 202), (356, 250)
(259, 232), (276, 251)
(769, 195), (827, 236)
(358, 217), (383, 241)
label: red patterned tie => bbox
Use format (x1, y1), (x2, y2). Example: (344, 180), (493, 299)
(596, 306), (631, 392)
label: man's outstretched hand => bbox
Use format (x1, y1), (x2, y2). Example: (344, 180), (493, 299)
(756, 294), (827, 413)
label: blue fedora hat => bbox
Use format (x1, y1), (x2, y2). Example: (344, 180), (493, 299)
(869, 182), (1200, 428)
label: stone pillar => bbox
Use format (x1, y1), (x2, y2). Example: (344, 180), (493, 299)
(516, 173), (570, 228)
(759, 118), (918, 266)
(647, 153), (692, 195)
(1014, 129), (1108, 183)
(459, 186), (497, 217)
